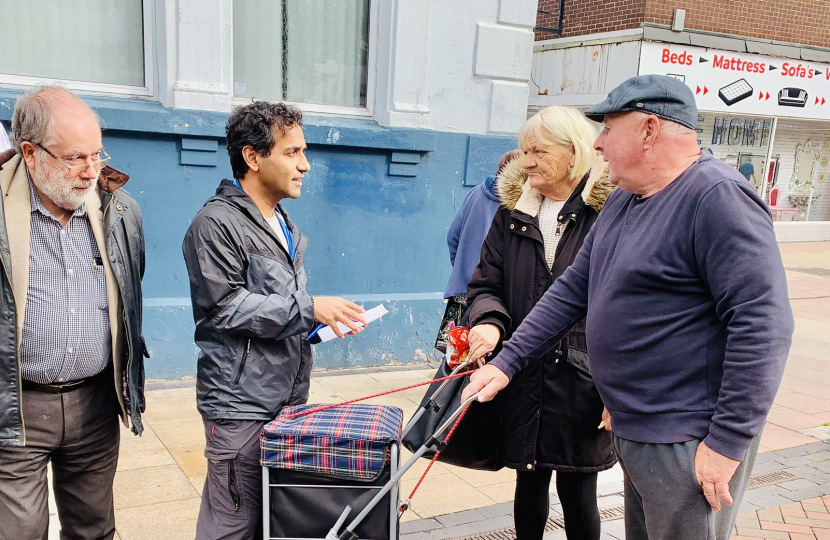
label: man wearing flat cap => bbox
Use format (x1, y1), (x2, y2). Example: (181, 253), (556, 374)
(463, 74), (793, 539)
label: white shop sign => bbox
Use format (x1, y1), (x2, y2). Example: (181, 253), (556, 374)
(639, 42), (830, 120)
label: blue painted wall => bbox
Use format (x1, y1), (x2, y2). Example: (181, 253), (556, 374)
(0, 92), (518, 379)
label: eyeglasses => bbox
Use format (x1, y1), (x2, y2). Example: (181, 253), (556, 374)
(35, 143), (111, 172)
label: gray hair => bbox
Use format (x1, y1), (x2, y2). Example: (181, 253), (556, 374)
(11, 85), (99, 154)
(631, 111), (695, 139)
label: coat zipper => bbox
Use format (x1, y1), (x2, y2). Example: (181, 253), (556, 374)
(239, 196), (307, 391)
(288, 260), (306, 395)
(549, 215), (578, 278)
(234, 339), (251, 384)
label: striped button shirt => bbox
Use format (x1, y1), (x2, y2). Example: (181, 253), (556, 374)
(20, 179), (111, 384)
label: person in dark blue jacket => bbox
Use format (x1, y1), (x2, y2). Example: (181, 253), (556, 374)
(463, 76), (794, 540)
(436, 150), (522, 350)
(445, 149), (523, 298)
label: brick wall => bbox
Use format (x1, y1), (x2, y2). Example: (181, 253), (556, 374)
(535, 0), (830, 48)
(645, 1), (830, 49)
(535, 0), (645, 41)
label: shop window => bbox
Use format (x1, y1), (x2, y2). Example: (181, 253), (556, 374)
(0, 0), (152, 96)
(233, 0), (375, 115)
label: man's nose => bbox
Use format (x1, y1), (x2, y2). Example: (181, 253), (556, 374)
(78, 162), (98, 179)
(593, 132), (605, 152)
(299, 155), (310, 172)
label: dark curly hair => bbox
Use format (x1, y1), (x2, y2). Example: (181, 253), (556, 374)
(226, 101), (304, 180)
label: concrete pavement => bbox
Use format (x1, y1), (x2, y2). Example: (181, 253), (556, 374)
(44, 241), (830, 539)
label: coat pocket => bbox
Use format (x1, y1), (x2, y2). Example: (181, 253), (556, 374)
(204, 446), (246, 517)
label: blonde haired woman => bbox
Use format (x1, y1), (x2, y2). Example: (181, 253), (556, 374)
(465, 106), (616, 540)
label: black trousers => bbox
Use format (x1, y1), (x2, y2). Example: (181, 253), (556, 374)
(514, 469), (600, 540)
(0, 377), (121, 540)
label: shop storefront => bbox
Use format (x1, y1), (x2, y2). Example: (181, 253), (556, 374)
(640, 42), (830, 223)
(530, 35), (830, 238)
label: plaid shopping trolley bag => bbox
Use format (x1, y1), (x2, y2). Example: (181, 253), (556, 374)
(261, 403), (404, 540)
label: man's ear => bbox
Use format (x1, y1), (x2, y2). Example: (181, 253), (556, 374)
(19, 141), (37, 170)
(643, 116), (660, 150)
(242, 146), (260, 172)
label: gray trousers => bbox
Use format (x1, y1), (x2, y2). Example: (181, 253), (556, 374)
(196, 419), (267, 540)
(613, 433), (761, 540)
(0, 377), (121, 540)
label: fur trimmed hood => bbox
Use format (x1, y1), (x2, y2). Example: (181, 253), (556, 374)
(496, 155), (615, 217)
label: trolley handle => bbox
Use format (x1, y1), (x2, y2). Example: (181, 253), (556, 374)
(399, 359), (478, 440)
(431, 392), (479, 441)
(335, 393), (481, 540)
(427, 358), (476, 402)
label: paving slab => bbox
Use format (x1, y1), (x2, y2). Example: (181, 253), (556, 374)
(114, 498), (201, 540)
(168, 445), (208, 479)
(749, 460), (788, 474)
(434, 509), (487, 528)
(112, 464), (199, 511)
(476, 502), (514, 519)
(401, 532), (434, 540)
(115, 425), (176, 472)
(477, 481), (517, 504)
(401, 519), (443, 534)
(401, 474), (495, 519)
(148, 418), (207, 450)
(597, 481), (625, 497)
(780, 479), (822, 491)
(784, 488), (829, 502)
(473, 515), (515, 532)
(746, 485), (790, 502)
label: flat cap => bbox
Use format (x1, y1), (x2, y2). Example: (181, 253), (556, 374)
(584, 74), (698, 130)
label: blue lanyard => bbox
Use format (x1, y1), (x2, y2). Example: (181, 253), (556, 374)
(234, 179), (295, 258)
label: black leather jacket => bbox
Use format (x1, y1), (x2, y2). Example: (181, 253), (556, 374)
(0, 150), (148, 446)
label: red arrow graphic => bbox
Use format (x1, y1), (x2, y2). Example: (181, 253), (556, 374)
(696, 86), (701, 95)
(823, 98), (827, 105)
(704, 87), (709, 95)
(766, 92), (770, 100)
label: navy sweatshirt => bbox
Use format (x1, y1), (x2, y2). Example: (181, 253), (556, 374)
(490, 154), (793, 461)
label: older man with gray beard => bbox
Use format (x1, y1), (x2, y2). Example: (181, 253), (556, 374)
(0, 86), (148, 540)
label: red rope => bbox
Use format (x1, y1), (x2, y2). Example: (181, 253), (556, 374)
(400, 401), (473, 514)
(280, 370), (474, 420)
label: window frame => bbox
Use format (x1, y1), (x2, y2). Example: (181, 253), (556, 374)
(0, 0), (155, 98)
(231, 0), (379, 118)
